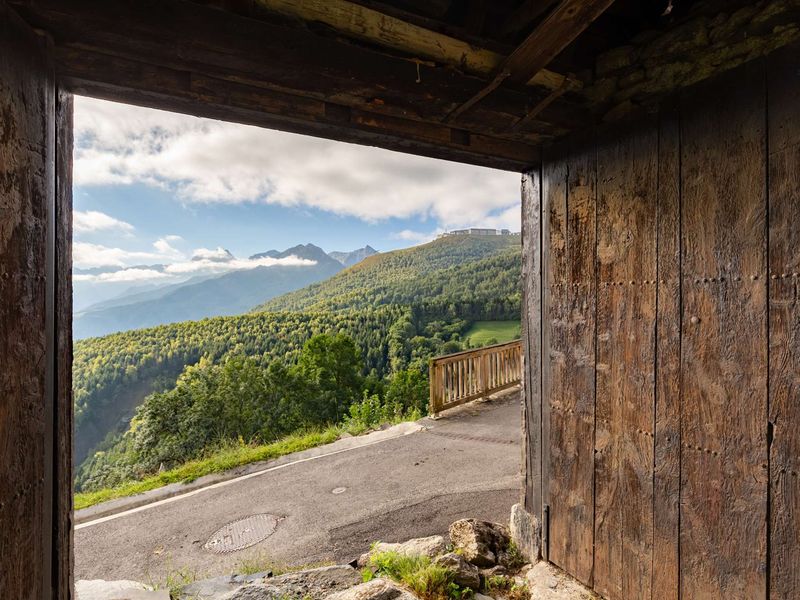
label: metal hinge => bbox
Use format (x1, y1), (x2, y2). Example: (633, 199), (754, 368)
(542, 504), (550, 561)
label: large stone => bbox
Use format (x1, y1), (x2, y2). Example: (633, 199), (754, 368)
(449, 519), (510, 567)
(225, 565), (362, 600)
(75, 580), (168, 600)
(357, 535), (446, 567)
(434, 553), (481, 589)
(177, 572), (271, 599)
(324, 578), (415, 600)
(525, 561), (600, 600)
(508, 503), (540, 564)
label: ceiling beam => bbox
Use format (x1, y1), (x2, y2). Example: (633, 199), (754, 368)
(446, 0), (613, 121)
(13, 0), (584, 137)
(237, 0), (577, 91)
(55, 46), (542, 171)
(503, 0), (615, 85)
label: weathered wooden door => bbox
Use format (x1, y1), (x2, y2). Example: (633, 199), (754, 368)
(0, 4), (73, 598)
(524, 45), (800, 600)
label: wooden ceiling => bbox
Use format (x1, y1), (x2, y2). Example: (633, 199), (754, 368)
(10, 0), (695, 171)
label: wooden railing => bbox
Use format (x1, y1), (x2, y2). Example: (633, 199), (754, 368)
(429, 339), (523, 416)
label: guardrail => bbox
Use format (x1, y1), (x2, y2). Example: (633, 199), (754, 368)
(428, 339), (523, 417)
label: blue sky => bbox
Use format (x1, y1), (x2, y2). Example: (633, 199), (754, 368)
(72, 96), (520, 298)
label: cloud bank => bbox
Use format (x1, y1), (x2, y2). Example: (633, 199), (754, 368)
(74, 97), (520, 231)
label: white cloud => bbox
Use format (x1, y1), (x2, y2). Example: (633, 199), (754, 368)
(152, 237), (184, 257)
(165, 254), (315, 275)
(391, 229), (439, 244)
(74, 210), (134, 234)
(191, 247), (233, 262)
(74, 268), (171, 283)
(74, 97), (520, 229)
(73, 242), (175, 269)
(73, 240), (316, 280)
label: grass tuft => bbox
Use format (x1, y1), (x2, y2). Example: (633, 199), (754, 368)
(368, 550), (473, 600)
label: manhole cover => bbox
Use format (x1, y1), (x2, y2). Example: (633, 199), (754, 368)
(332, 487), (347, 494)
(204, 514), (279, 554)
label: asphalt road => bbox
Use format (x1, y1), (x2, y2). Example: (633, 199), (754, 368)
(74, 392), (522, 584)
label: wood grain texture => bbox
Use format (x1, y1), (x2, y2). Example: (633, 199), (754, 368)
(0, 4), (55, 598)
(595, 120), (658, 600)
(522, 169), (543, 517)
(543, 136), (595, 586)
(767, 44), (800, 600)
(540, 141), (568, 563)
(55, 88), (74, 600)
(651, 104), (681, 600)
(679, 61), (768, 599)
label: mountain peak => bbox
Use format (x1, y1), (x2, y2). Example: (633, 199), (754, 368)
(328, 245), (379, 267)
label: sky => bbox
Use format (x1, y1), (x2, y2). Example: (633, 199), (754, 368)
(72, 96), (520, 297)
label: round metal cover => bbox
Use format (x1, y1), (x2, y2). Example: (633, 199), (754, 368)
(204, 514), (279, 554)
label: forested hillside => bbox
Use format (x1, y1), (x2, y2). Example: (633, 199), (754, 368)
(257, 234), (520, 314)
(73, 234), (522, 494)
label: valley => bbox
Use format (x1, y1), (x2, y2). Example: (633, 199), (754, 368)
(72, 234), (522, 503)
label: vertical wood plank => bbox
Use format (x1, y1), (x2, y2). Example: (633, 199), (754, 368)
(595, 120), (658, 600)
(541, 141), (568, 563)
(767, 43), (800, 600)
(680, 61), (768, 599)
(652, 104), (681, 600)
(0, 5), (57, 599)
(522, 168), (543, 516)
(544, 136), (596, 586)
(55, 89), (74, 600)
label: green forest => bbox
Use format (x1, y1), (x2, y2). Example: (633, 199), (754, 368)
(73, 234), (521, 497)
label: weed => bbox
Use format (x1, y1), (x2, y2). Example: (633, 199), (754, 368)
(368, 550), (473, 600)
(503, 541), (525, 571)
(485, 575), (528, 600)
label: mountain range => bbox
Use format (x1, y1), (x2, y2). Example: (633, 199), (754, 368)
(73, 244), (377, 339)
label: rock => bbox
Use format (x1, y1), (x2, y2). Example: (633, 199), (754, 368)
(525, 561), (600, 600)
(449, 519), (510, 567)
(357, 535), (446, 567)
(434, 553), (481, 589)
(75, 580), (168, 600)
(177, 572), (271, 599)
(225, 565), (362, 600)
(474, 594), (495, 600)
(509, 504), (540, 564)
(479, 566), (507, 580)
(324, 578), (415, 600)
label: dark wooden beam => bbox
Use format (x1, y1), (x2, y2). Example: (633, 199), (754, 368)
(56, 47), (541, 171)
(11, 0), (585, 139)
(503, 0), (615, 85)
(445, 0), (611, 121)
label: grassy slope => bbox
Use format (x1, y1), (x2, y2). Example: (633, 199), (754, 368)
(464, 320), (521, 346)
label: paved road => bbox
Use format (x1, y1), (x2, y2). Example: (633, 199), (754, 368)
(75, 392), (522, 583)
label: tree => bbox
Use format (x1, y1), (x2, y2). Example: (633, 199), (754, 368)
(297, 333), (363, 422)
(385, 368), (429, 414)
